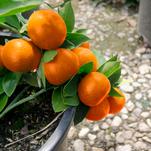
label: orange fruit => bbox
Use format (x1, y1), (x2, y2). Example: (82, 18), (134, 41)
(72, 47), (98, 71)
(108, 88), (125, 114)
(78, 72), (111, 107)
(27, 9), (67, 50)
(0, 45), (4, 67)
(1, 39), (41, 72)
(80, 42), (90, 49)
(44, 48), (79, 85)
(86, 98), (110, 121)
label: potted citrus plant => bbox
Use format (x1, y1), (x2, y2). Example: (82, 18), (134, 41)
(0, 0), (125, 150)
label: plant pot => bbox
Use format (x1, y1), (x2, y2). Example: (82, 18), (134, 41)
(39, 107), (76, 151)
(138, 0), (151, 46)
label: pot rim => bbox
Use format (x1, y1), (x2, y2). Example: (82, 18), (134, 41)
(38, 107), (76, 151)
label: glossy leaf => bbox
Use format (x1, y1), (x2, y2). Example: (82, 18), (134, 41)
(109, 87), (122, 97)
(98, 61), (120, 78)
(0, 0), (42, 17)
(74, 103), (89, 125)
(59, 1), (75, 32)
(4, 15), (21, 29)
(52, 87), (68, 112)
(62, 33), (90, 48)
(109, 67), (121, 86)
(75, 28), (88, 34)
(22, 73), (39, 87)
(63, 94), (79, 106)
(78, 62), (93, 74)
(2, 72), (21, 96)
(0, 94), (8, 112)
(92, 49), (106, 65)
(63, 75), (79, 97)
(43, 50), (57, 63)
(0, 78), (4, 95)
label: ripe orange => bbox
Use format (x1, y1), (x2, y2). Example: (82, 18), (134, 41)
(78, 72), (111, 107)
(27, 9), (67, 50)
(1, 39), (41, 72)
(108, 88), (125, 114)
(72, 47), (98, 71)
(86, 98), (110, 121)
(80, 42), (90, 49)
(44, 48), (79, 85)
(0, 45), (4, 67)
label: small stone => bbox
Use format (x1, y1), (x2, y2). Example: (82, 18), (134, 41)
(120, 83), (134, 93)
(116, 132), (124, 143)
(134, 141), (147, 150)
(121, 69), (127, 75)
(139, 64), (150, 75)
(121, 107), (128, 114)
(129, 122), (137, 128)
(135, 93), (142, 100)
(126, 101), (135, 111)
(128, 37), (134, 42)
(78, 127), (90, 138)
(73, 139), (85, 151)
(146, 119), (151, 128)
(111, 116), (122, 127)
(117, 32), (126, 38)
(138, 122), (150, 132)
(136, 47), (146, 54)
(141, 112), (150, 118)
(121, 114), (128, 120)
(67, 126), (77, 139)
(142, 136), (151, 143)
(92, 147), (104, 151)
(109, 148), (115, 151)
(116, 144), (132, 151)
(100, 123), (109, 129)
(88, 133), (96, 141)
(133, 108), (142, 117)
(92, 124), (100, 132)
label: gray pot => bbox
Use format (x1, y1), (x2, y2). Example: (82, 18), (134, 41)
(138, 0), (151, 46)
(39, 107), (75, 151)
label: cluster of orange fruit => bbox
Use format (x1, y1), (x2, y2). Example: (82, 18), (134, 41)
(0, 9), (125, 121)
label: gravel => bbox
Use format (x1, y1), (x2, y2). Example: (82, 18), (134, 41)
(67, 0), (151, 150)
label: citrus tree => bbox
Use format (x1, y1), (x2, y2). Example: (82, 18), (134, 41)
(0, 0), (125, 125)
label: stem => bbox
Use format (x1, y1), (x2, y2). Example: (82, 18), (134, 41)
(0, 89), (46, 119)
(0, 23), (21, 35)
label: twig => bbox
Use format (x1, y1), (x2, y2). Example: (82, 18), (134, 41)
(5, 112), (64, 148)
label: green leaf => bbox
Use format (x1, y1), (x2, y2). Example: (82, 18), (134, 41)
(109, 87), (122, 97)
(0, 0), (42, 17)
(37, 51), (57, 88)
(92, 50), (106, 65)
(4, 15), (21, 29)
(98, 61), (120, 78)
(62, 33), (90, 48)
(63, 75), (79, 97)
(0, 94), (8, 112)
(2, 72), (21, 96)
(78, 62), (93, 74)
(109, 68), (121, 86)
(37, 61), (45, 88)
(74, 103), (89, 125)
(43, 50), (57, 63)
(75, 28), (88, 34)
(22, 72), (39, 87)
(59, 1), (75, 32)
(63, 94), (79, 106)
(52, 87), (68, 112)
(0, 78), (4, 95)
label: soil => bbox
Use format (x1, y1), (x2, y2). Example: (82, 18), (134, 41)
(0, 88), (61, 151)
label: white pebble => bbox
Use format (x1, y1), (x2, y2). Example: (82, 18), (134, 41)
(111, 116), (122, 127)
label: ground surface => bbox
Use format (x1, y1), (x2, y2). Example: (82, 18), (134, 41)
(67, 0), (151, 151)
